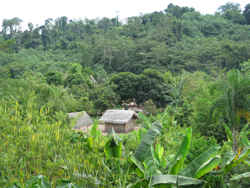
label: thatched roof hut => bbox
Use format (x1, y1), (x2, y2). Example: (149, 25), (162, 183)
(100, 110), (138, 133)
(67, 111), (93, 130)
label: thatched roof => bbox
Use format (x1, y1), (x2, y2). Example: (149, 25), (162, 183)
(100, 110), (138, 124)
(67, 111), (93, 129)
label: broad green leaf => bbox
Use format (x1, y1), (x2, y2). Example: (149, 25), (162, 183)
(244, 129), (250, 137)
(224, 150), (238, 174)
(221, 149), (233, 169)
(70, 133), (79, 143)
(102, 160), (111, 172)
(194, 156), (221, 179)
(86, 137), (93, 151)
(138, 112), (152, 128)
(177, 176), (206, 188)
(179, 144), (221, 178)
(90, 122), (101, 140)
(143, 146), (161, 176)
(107, 128), (122, 145)
(104, 138), (123, 159)
(25, 175), (51, 188)
(240, 123), (249, 138)
(138, 126), (144, 143)
(243, 159), (250, 166)
(169, 127), (192, 175)
(223, 146), (250, 173)
(222, 123), (233, 142)
(56, 179), (82, 188)
(242, 137), (250, 147)
(134, 120), (162, 162)
(129, 155), (145, 174)
(230, 172), (250, 180)
(149, 175), (206, 188)
(234, 145), (250, 166)
(156, 143), (164, 162)
(150, 175), (177, 187)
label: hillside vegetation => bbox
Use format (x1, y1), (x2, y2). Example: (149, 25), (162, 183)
(1, 2), (250, 188)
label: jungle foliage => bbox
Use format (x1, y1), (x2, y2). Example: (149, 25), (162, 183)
(1, 2), (250, 188)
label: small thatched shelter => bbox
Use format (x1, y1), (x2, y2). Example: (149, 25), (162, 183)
(67, 111), (93, 130)
(100, 110), (139, 133)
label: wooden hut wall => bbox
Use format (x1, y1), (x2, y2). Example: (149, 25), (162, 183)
(126, 119), (135, 133)
(105, 122), (126, 133)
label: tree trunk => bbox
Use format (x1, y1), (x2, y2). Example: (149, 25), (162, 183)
(233, 126), (236, 152)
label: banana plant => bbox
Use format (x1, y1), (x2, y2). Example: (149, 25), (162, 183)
(25, 175), (51, 188)
(222, 123), (250, 149)
(220, 146), (250, 174)
(103, 128), (131, 188)
(138, 107), (184, 150)
(230, 172), (250, 181)
(128, 120), (221, 188)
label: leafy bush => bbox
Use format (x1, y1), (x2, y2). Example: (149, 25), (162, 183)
(44, 71), (64, 86)
(142, 99), (157, 115)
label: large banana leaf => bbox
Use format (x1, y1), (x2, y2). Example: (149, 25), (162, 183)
(239, 123), (249, 138)
(244, 129), (250, 137)
(230, 172), (250, 180)
(222, 123), (233, 142)
(138, 112), (152, 128)
(242, 137), (250, 146)
(234, 145), (250, 166)
(134, 120), (162, 162)
(104, 138), (123, 159)
(86, 137), (94, 151)
(194, 156), (221, 179)
(149, 175), (206, 188)
(224, 150), (238, 174)
(224, 146), (250, 173)
(179, 144), (221, 178)
(107, 128), (122, 145)
(221, 149), (233, 169)
(143, 146), (161, 176)
(155, 143), (164, 163)
(129, 155), (145, 174)
(137, 126), (144, 143)
(25, 175), (51, 188)
(90, 122), (101, 140)
(169, 127), (192, 175)
(244, 159), (250, 166)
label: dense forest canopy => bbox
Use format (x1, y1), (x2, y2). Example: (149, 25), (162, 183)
(1, 2), (250, 75)
(1, 2), (250, 188)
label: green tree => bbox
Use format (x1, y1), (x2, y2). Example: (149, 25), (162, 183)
(90, 84), (121, 115)
(217, 2), (242, 13)
(44, 71), (64, 86)
(164, 77), (186, 108)
(209, 69), (250, 152)
(0, 38), (15, 53)
(243, 3), (250, 24)
(110, 72), (139, 103)
(137, 69), (167, 108)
